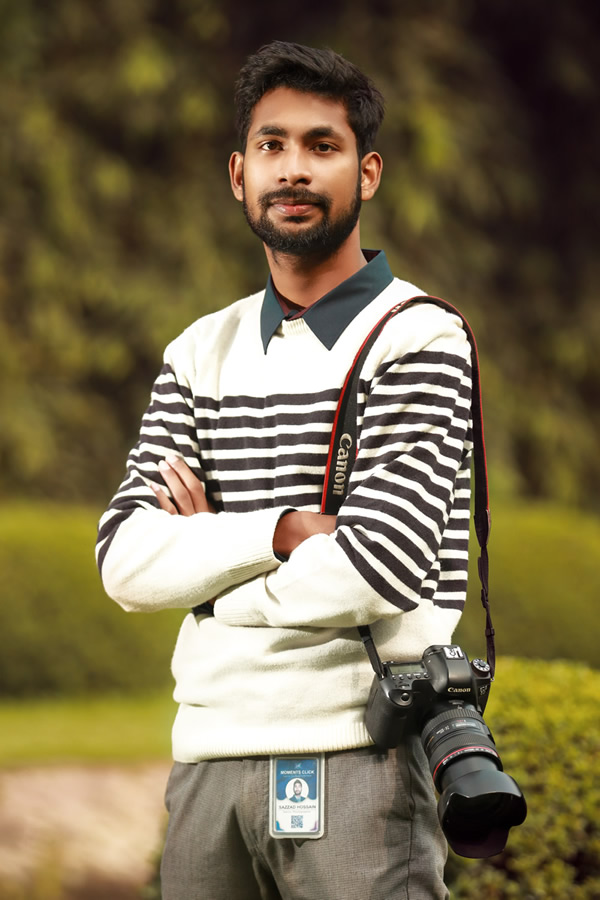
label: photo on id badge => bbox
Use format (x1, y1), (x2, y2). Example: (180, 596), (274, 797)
(269, 755), (324, 838)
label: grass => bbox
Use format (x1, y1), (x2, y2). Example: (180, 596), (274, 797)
(0, 691), (175, 767)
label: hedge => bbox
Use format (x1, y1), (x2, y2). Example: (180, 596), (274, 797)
(454, 501), (600, 669)
(445, 656), (600, 899)
(0, 500), (598, 697)
(0, 503), (183, 696)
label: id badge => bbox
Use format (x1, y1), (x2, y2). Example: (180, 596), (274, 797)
(269, 754), (325, 839)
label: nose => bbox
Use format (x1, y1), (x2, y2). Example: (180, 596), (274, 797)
(278, 147), (312, 185)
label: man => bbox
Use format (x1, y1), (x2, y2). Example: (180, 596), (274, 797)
(290, 780), (306, 803)
(97, 41), (472, 900)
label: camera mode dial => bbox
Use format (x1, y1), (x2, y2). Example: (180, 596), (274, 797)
(471, 658), (490, 675)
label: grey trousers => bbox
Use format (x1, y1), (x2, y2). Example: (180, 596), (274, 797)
(160, 741), (449, 900)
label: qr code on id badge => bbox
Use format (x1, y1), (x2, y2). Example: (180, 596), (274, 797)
(291, 815), (303, 829)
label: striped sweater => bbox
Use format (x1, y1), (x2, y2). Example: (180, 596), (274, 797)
(96, 253), (473, 761)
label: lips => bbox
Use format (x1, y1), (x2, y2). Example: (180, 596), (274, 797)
(263, 190), (325, 217)
(272, 202), (316, 216)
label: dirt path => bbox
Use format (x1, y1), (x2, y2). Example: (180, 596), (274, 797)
(0, 762), (171, 896)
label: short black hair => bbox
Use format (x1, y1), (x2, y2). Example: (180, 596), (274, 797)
(234, 41), (385, 159)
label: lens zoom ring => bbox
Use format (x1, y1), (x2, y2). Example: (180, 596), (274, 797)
(422, 707), (489, 750)
(428, 729), (498, 776)
(422, 708), (497, 784)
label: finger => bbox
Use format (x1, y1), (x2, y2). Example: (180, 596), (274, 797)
(164, 454), (213, 514)
(158, 459), (197, 516)
(149, 482), (179, 515)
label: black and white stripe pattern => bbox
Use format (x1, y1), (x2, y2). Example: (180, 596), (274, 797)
(97, 312), (472, 615)
(336, 347), (472, 612)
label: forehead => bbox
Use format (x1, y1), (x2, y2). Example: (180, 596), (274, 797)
(247, 86), (354, 141)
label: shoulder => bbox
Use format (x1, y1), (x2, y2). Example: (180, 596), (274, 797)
(163, 290), (265, 373)
(365, 280), (471, 372)
(397, 296), (470, 352)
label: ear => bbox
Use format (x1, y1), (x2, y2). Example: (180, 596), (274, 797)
(360, 151), (383, 201)
(229, 151), (244, 202)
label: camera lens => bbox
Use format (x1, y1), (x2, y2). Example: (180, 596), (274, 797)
(420, 705), (526, 858)
(446, 789), (519, 821)
(437, 768), (527, 858)
(421, 706), (499, 789)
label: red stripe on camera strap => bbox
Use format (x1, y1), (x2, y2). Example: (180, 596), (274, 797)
(321, 295), (495, 679)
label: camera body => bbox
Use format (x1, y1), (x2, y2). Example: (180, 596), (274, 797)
(365, 644), (526, 858)
(365, 644), (491, 750)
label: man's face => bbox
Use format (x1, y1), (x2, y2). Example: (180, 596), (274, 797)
(293, 781), (302, 795)
(230, 87), (365, 259)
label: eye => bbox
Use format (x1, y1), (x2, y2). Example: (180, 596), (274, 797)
(313, 142), (335, 153)
(259, 140), (282, 151)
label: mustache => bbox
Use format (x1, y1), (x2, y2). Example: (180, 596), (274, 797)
(258, 188), (331, 209)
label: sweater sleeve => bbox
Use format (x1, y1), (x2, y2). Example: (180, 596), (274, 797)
(96, 341), (289, 612)
(213, 311), (472, 629)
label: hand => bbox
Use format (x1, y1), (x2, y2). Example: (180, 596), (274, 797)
(273, 511), (336, 558)
(151, 455), (215, 516)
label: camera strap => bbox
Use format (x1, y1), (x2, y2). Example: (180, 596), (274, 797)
(321, 295), (495, 678)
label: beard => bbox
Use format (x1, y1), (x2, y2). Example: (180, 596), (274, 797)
(242, 176), (362, 260)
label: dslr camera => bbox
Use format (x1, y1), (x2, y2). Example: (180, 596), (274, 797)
(365, 644), (526, 858)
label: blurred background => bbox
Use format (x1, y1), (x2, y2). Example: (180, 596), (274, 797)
(0, 1), (598, 898)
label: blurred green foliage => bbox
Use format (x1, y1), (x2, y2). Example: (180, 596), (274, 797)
(0, 692), (173, 764)
(1, 499), (598, 697)
(455, 502), (600, 668)
(445, 657), (600, 899)
(0, 503), (183, 696)
(0, 1), (599, 508)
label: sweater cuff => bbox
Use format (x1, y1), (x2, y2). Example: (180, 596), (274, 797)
(225, 505), (294, 578)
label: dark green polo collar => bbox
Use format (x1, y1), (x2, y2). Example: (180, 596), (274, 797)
(260, 250), (394, 352)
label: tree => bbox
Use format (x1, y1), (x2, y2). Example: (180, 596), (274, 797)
(1, 0), (598, 506)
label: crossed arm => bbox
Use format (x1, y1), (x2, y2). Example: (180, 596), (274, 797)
(99, 307), (472, 624)
(152, 454), (336, 566)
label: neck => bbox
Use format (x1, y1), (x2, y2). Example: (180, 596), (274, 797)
(264, 228), (367, 308)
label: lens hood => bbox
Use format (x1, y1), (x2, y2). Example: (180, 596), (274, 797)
(438, 768), (527, 858)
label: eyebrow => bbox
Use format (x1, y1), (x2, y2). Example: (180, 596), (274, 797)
(252, 124), (345, 142)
